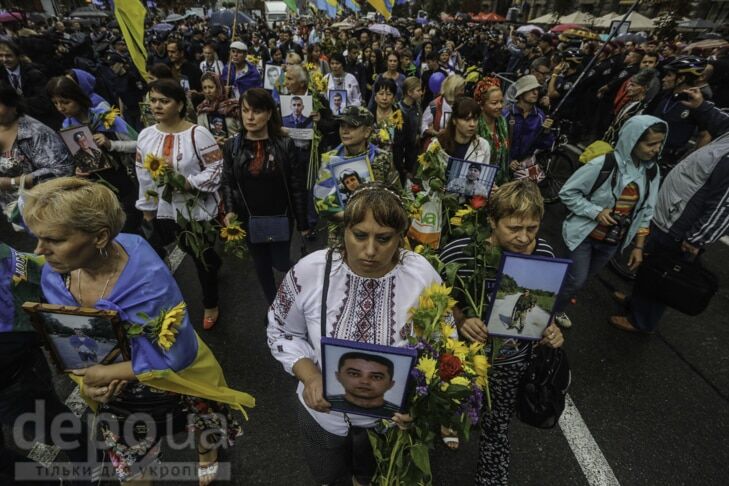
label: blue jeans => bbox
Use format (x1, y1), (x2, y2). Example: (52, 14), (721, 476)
(628, 226), (682, 332)
(554, 238), (620, 313)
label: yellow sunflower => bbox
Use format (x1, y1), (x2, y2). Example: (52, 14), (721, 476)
(389, 110), (404, 130)
(454, 207), (475, 218)
(450, 376), (470, 387)
(102, 106), (121, 129)
(220, 222), (246, 241)
(450, 216), (463, 227)
(143, 153), (168, 181)
(157, 302), (186, 350)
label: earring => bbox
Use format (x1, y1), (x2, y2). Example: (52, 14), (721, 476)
(99, 247), (109, 258)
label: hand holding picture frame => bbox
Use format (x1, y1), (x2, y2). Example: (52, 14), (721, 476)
(445, 157), (499, 198)
(59, 125), (112, 174)
(22, 302), (130, 373)
(321, 337), (417, 419)
(263, 64), (282, 90)
(484, 253), (571, 340)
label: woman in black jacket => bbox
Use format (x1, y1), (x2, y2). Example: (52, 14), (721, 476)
(222, 88), (310, 306)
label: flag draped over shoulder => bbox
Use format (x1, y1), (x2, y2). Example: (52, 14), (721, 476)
(367, 0), (393, 19)
(112, 0), (149, 80)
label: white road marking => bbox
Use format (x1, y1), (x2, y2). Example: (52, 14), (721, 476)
(560, 394), (621, 486)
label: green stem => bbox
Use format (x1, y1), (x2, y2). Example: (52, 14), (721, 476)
(455, 275), (480, 318)
(384, 429), (406, 486)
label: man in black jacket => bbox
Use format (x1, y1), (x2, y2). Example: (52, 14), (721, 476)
(166, 39), (203, 92)
(0, 40), (58, 128)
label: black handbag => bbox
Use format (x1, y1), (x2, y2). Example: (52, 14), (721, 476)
(247, 215), (291, 244)
(516, 346), (571, 429)
(634, 251), (718, 316)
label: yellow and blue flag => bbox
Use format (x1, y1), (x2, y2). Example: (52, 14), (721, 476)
(367, 0), (393, 19)
(344, 0), (361, 12)
(111, 0), (149, 80)
(325, 0), (339, 18)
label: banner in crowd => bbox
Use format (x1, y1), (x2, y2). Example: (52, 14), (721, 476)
(111, 0), (148, 80)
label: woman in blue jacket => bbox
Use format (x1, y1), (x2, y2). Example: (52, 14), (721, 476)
(553, 115), (666, 328)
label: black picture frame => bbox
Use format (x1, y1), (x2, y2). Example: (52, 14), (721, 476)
(321, 337), (417, 419)
(445, 157), (499, 198)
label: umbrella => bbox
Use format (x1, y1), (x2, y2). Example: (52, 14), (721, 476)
(530, 13), (559, 24)
(151, 23), (175, 33)
(557, 11), (594, 25)
(331, 21), (355, 28)
(559, 28), (599, 41)
(683, 38), (728, 54)
(678, 18), (715, 30)
(516, 25), (543, 34)
(0, 11), (24, 23)
(615, 32), (647, 44)
(368, 23), (400, 37)
(209, 10), (255, 28)
(594, 12), (655, 31)
(165, 14), (185, 23)
(69, 7), (109, 18)
(550, 23), (584, 33)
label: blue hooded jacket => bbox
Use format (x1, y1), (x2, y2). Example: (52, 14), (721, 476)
(222, 61), (262, 97)
(72, 69), (111, 110)
(560, 115), (666, 252)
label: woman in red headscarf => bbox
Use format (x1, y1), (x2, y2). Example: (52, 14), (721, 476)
(196, 72), (241, 146)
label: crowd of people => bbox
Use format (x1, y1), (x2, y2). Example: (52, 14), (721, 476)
(1, 6), (728, 486)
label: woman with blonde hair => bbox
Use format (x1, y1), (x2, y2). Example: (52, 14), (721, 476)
(22, 177), (254, 486)
(421, 74), (466, 148)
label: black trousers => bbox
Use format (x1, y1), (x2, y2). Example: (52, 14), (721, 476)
(145, 218), (221, 309)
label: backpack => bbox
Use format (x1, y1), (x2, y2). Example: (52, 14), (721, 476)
(516, 346), (571, 429)
(585, 151), (658, 206)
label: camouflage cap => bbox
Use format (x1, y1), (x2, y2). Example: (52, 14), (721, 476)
(336, 106), (374, 128)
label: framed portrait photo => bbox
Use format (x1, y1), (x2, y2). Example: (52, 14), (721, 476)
(263, 64), (282, 90)
(22, 303), (130, 373)
(321, 337), (417, 419)
(484, 253), (572, 340)
(328, 154), (374, 206)
(280, 94), (314, 140)
(445, 157), (499, 198)
(59, 125), (112, 174)
(328, 89), (348, 116)
(207, 114), (229, 138)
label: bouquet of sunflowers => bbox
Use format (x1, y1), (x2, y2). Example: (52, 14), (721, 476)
(142, 153), (247, 262)
(368, 284), (489, 485)
(128, 302), (187, 351)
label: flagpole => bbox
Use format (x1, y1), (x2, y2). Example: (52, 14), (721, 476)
(225, 0), (242, 91)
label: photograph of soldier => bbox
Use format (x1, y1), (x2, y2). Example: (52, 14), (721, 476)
(207, 114), (229, 138)
(445, 158), (498, 197)
(281, 95), (313, 129)
(263, 64), (281, 90)
(69, 328), (99, 363)
(328, 352), (401, 417)
(509, 289), (537, 333)
(329, 90), (347, 116)
(329, 155), (373, 206)
(59, 126), (109, 174)
(486, 253), (571, 340)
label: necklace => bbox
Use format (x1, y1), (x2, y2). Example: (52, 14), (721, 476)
(76, 246), (120, 306)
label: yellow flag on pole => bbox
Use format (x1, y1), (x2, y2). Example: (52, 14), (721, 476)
(113, 0), (149, 80)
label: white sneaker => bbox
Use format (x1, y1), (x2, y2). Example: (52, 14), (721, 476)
(555, 312), (572, 328)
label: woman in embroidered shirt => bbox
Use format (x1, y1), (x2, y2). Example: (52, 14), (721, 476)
(475, 78), (511, 186)
(135, 79), (224, 330)
(221, 88), (310, 308)
(46, 76), (140, 233)
(195, 72), (241, 146)
(268, 183), (440, 486)
(22, 177), (254, 486)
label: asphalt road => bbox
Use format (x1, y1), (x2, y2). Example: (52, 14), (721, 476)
(488, 292), (551, 340)
(2, 198), (729, 485)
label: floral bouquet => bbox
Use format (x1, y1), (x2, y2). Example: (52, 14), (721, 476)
(368, 284), (489, 485)
(142, 154), (246, 262)
(370, 109), (403, 148)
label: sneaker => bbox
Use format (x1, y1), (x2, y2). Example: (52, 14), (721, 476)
(555, 312), (572, 328)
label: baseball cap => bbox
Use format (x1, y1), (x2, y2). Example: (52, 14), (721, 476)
(336, 106), (374, 128)
(230, 41), (248, 51)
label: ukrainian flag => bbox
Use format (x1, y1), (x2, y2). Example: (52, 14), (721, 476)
(345, 0), (361, 12)
(111, 0), (149, 80)
(325, 0), (339, 18)
(367, 0), (393, 19)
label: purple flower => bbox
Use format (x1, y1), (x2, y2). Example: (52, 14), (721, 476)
(416, 386), (429, 397)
